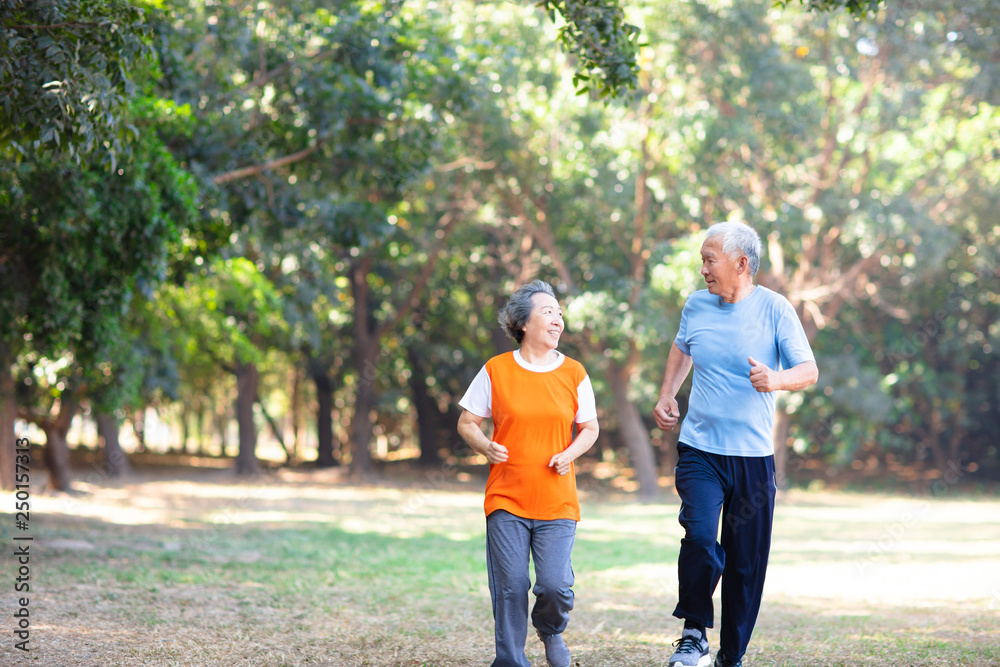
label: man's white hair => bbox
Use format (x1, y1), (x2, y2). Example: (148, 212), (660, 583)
(705, 221), (762, 276)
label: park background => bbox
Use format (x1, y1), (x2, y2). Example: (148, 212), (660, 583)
(2, 0), (999, 665)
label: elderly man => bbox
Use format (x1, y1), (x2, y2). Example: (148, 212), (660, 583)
(653, 221), (818, 667)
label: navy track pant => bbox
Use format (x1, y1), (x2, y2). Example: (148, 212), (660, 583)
(672, 442), (776, 663)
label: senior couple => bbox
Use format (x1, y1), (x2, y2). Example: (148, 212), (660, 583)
(457, 221), (819, 667)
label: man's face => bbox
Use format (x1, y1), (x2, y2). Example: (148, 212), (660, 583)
(700, 235), (744, 298)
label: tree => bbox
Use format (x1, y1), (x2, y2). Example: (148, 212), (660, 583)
(161, 257), (287, 475)
(441, 3), (680, 499)
(151, 0), (480, 476)
(434, 0), (998, 495)
(88, 291), (190, 477)
(0, 0), (152, 164)
(539, 0), (640, 99)
(0, 126), (197, 489)
(637, 0), (1000, 484)
(535, 0), (879, 101)
(777, 0), (883, 18)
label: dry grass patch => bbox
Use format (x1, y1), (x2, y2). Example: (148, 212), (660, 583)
(2, 467), (998, 666)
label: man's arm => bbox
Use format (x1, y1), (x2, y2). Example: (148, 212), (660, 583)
(748, 358), (818, 393)
(653, 342), (694, 430)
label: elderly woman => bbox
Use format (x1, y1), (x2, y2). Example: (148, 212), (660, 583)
(457, 280), (600, 667)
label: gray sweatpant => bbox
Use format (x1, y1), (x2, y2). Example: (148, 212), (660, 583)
(486, 509), (577, 667)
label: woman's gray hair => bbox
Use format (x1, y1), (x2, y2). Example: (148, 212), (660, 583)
(498, 280), (556, 344)
(705, 221), (762, 276)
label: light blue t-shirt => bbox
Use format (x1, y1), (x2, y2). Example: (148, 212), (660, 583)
(675, 285), (815, 457)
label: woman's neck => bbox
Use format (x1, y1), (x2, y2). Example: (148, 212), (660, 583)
(519, 341), (559, 366)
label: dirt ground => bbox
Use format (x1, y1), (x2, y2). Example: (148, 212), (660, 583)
(3, 462), (999, 666)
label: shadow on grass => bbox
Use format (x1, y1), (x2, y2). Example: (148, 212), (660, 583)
(15, 511), (668, 665)
(11, 486), (1000, 667)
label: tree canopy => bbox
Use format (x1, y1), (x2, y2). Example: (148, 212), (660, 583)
(0, 0), (153, 166)
(2, 0), (998, 494)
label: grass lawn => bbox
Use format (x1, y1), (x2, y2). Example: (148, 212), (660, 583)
(3, 465), (999, 666)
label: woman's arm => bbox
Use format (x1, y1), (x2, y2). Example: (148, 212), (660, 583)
(548, 418), (600, 476)
(457, 409), (509, 464)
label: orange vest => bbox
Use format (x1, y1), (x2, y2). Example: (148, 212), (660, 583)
(484, 352), (586, 521)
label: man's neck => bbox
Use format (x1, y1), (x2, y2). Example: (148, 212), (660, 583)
(722, 281), (756, 304)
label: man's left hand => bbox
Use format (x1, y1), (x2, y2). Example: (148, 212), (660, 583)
(748, 356), (781, 393)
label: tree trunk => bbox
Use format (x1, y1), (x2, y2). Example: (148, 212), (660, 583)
(195, 402), (206, 455)
(607, 360), (660, 501)
(132, 408), (146, 453)
(408, 345), (442, 468)
(0, 343), (15, 491)
(926, 405), (950, 477)
(217, 404), (230, 456)
(290, 366), (302, 460)
(234, 362), (260, 475)
(42, 425), (72, 491)
(215, 404), (226, 456)
(311, 363), (339, 468)
(350, 256), (377, 477)
(256, 392), (291, 463)
(40, 394), (78, 492)
(180, 403), (190, 453)
(350, 348), (377, 476)
(345, 217), (455, 474)
(96, 412), (131, 477)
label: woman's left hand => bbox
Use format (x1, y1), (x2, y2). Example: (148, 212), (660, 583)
(548, 452), (574, 476)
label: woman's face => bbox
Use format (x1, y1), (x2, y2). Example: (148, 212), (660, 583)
(521, 293), (564, 349)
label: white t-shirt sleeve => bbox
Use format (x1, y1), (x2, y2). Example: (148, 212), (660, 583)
(575, 374), (598, 423)
(458, 366), (492, 418)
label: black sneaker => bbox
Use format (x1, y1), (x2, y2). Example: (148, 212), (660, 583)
(713, 654), (743, 667)
(668, 627), (710, 667)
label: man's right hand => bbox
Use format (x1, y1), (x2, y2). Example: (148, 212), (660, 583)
(653, 396), (681, 431)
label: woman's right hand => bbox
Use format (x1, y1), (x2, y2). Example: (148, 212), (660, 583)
(458, 410), (508, 464)
(484, 441), (509, 464)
